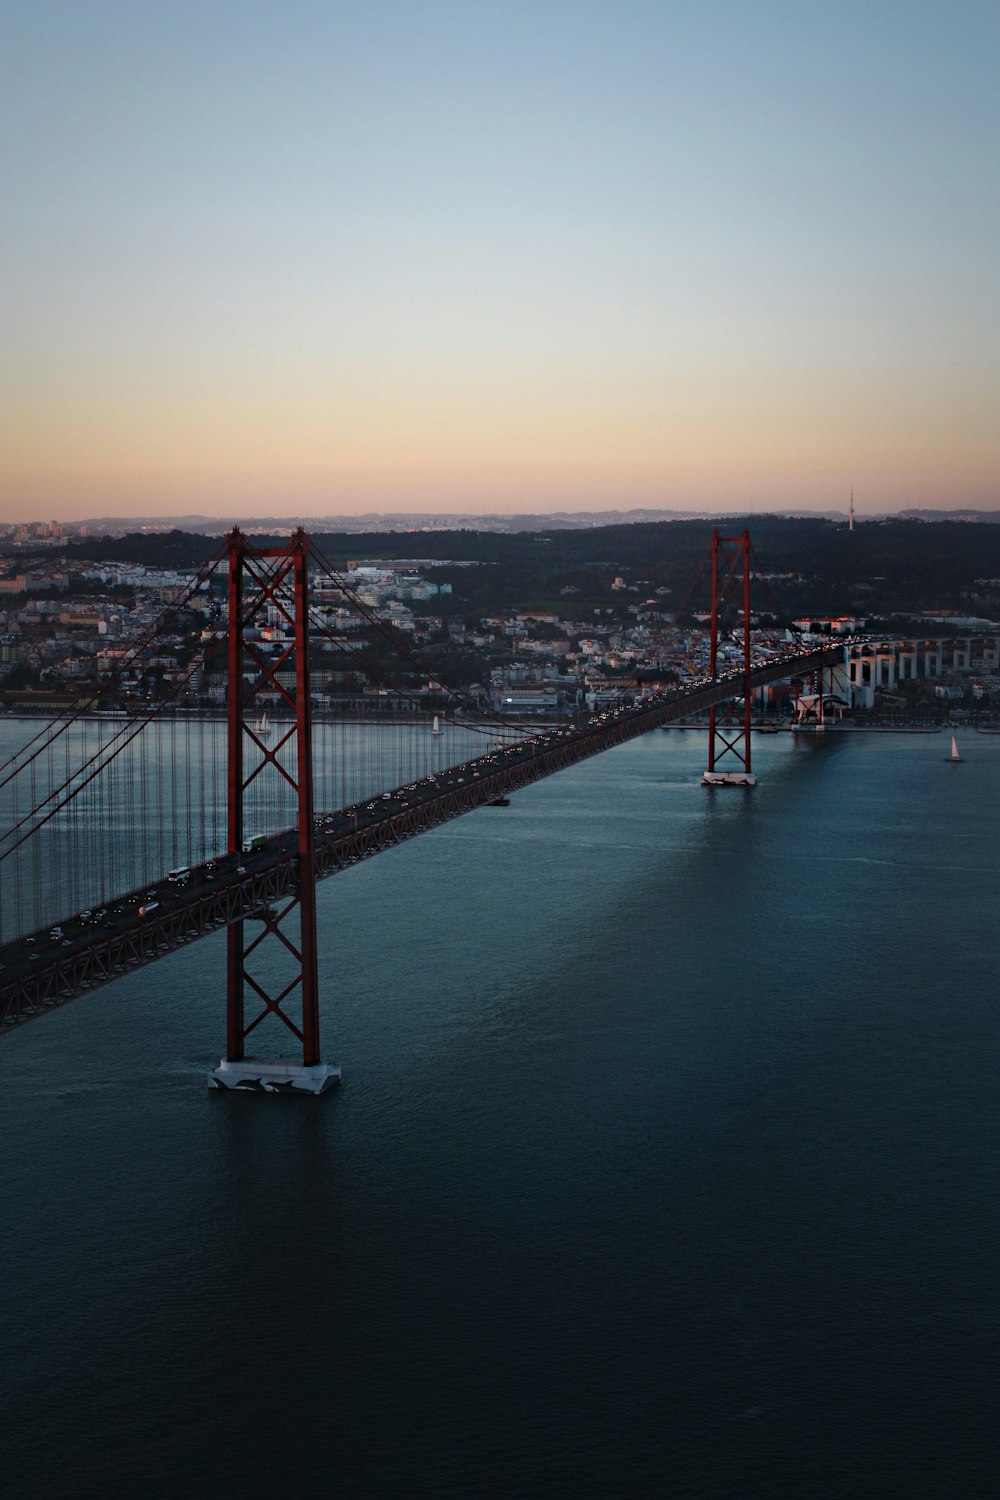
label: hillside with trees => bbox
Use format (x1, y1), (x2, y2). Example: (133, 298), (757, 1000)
(16, 515), (1000, 625)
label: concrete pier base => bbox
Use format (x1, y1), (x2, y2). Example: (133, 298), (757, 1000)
(701, 771), (757, 787)
(208, 1057), (342, 1094)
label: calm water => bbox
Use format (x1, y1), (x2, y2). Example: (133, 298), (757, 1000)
(2, 729), (998, 1498)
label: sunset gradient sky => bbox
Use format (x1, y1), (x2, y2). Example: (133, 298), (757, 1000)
(2, 0), (998, 521)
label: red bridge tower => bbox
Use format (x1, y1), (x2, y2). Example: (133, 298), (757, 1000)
(209, 528), (340, 1094)
(702, 528), (757, 787)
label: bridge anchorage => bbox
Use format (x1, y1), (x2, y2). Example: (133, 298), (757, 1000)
(208, 529), (340, 1095)
(701, 528), (756, 787)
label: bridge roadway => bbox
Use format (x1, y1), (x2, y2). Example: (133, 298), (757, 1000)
(0, 643), (844, 1032)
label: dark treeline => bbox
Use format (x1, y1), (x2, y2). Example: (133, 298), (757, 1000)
(26, 516), (1000, 621)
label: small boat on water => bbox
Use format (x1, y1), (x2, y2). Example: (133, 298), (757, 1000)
(488, 796), (510, 807)
(431, 715), (443, 736)
(976, 725), (1000, 734)
(254, 712), (272, 740)
(945, 734), (963, 762)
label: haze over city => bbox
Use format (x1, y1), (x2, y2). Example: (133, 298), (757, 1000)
(3, 0), (998, 522)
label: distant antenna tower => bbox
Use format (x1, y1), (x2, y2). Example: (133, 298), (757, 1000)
(849, 485), (855, 532)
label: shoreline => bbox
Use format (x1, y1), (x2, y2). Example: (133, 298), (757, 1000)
(662, 722), (947, 734)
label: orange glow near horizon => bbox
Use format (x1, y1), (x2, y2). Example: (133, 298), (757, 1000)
(3, 362), (998, 520)
(2, 3), (998, 522)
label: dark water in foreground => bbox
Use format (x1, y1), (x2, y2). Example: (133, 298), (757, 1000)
(2, 730), (998, 1499)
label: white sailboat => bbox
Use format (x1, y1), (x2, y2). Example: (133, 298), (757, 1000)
(431, 715), (443, 736)
(945, 734), (962, 763)
(254, 711), (272, 740)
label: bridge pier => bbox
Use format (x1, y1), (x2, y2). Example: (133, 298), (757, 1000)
(702, 770), (757, 786)
(208, 1057), (341, 1094)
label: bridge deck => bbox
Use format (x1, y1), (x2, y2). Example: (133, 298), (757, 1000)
(0, 645), (843, 1031)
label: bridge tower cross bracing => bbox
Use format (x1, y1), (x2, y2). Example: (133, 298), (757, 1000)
(702, 528), (757, 787)
(209, 527), (340, 1095)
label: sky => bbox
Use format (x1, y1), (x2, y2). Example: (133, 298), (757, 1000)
(1, 0), (998, 522)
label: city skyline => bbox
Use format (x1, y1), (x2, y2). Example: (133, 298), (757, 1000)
(3, 0), (999, 521)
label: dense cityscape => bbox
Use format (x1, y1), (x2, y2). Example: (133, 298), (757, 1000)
(2, 514), (999, 725)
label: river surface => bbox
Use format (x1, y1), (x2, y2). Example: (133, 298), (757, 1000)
(1, 728), (998, 1498)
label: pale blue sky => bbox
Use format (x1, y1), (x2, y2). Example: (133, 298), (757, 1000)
(2, 0), (998, 518)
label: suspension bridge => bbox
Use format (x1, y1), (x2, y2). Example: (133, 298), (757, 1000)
(0, 528), (847, 1087)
